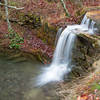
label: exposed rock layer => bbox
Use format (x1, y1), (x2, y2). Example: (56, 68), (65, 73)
(67, 33), (100, 79)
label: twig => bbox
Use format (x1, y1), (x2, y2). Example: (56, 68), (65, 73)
(0, 2), (24, 10)
(60, 0), (70, 17)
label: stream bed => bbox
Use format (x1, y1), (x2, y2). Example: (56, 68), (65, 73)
(0, 51), (59, 100)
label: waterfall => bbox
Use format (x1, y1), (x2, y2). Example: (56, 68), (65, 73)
(80, 14), (98, 34)
(36, 14), (97, 86)
(55, 27), (63, 46)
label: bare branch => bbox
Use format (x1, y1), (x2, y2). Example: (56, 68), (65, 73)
(0, 2), (24, 10)
(4, 0), (12, 30)
(60, 0), (70, 17)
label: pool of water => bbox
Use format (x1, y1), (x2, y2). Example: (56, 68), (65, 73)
(0, 52), (58, 100)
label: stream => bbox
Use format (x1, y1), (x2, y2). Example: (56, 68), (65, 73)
(0, 51), (58, 100)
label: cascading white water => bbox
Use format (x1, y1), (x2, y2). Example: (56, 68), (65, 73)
(36, 30), (76, 86)
(80, 14), (97, 34)
(36, 14), (97, 86)
(55, 27), (63, 45)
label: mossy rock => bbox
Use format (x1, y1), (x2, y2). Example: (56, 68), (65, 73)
(0, 47), (44, 63)
(18, 12), (41, 29)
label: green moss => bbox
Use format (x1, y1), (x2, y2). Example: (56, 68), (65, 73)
(37, 53), (43, 62)
(8, 1), (18, 6)
(91, 83), (100, 90)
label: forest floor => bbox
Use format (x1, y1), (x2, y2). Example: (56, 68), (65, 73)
(56, 56), (100, 100)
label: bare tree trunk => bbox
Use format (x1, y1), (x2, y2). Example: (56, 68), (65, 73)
(60, 0), (70, 17)
(4, 0), (12, 30)
(0, 2), (24, 10)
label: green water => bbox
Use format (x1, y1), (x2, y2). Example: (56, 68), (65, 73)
(0, 52), (58, 100)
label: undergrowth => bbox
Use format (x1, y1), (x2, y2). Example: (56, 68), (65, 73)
(6, 29), (24, 49)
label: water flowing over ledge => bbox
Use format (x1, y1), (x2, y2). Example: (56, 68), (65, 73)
(36, 14), (98, 86)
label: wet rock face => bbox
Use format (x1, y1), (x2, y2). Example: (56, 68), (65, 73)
(68, 34), (100, 78)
